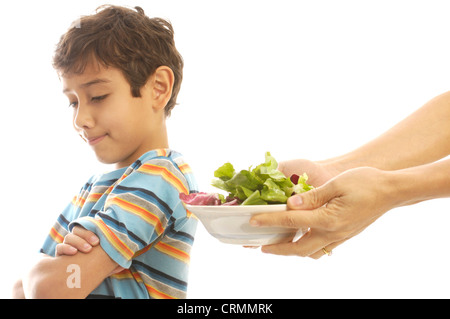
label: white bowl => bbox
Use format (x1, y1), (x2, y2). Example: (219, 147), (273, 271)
(184, 204), (305, 246)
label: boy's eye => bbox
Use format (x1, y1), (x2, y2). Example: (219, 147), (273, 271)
(91, 94), (109, 103)
(67, 94), (108, 108)
(68, 101), (78, 108)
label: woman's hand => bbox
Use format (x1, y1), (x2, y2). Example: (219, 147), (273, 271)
(277, 158), (341, 188)
(250, 167), (395, 259)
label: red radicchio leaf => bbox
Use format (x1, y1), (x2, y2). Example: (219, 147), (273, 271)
(179, 192), (222, 206)
(221, 198), (240, 206)
(179, 192), (240, 206)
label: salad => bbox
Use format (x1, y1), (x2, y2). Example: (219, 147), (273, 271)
(180, 152), (313, 206)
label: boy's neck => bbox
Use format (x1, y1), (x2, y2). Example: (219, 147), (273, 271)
(114, 125), (169, 170)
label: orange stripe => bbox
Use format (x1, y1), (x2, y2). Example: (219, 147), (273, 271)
(146, 284), (175, 299)
(186, 209), (194, 219)
(155, 149), (168, 157)
(108, 197), (164, 235)
(93, 218), (134, 260)
(111, 269), (134, 280)
(86, 193), (102, 202)
(133, 243), (154, 258)
(155, 242), (190, 263)
(72, 196), (86, 208)
(111, 268), (144, 283)
(110, 267), (176, 299)
(138, 164), (188, 194)
(49, 227), (64, 243)
(105, 173), (128, 195)
(130, 269), (144, 283)
(178, 163), (192, 174)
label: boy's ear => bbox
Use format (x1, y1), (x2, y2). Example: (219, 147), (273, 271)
(149, 66), (174, 111)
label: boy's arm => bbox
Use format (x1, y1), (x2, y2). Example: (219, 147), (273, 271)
(12, 279), (25, 299)
(12, 254), (52, 299)
(22, 245), (118, 299)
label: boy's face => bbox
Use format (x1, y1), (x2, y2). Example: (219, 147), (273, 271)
(62, 62), (168, 168)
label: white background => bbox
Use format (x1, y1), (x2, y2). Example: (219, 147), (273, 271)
(1, 0), (450, 298)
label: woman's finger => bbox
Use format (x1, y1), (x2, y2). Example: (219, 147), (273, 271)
(260, 228), (347, 259)
(260, 229), (325, 257)
(308, 239), (347, 259)
(250, 181), (339, 229)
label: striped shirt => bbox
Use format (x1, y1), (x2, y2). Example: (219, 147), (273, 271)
(40, 149), (198, 299)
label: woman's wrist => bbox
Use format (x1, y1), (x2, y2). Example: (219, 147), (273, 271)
(383, 159), (450, 208)
(318, 153), (372, 177)
(319, 157), (450, 212)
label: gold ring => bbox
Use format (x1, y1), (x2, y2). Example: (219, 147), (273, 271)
(322, 247), (332, 256)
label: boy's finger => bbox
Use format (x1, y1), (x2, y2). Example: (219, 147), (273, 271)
(63, 233), (93, 253)
(55, 243), (78, 257)
(72, 226), (99, 245)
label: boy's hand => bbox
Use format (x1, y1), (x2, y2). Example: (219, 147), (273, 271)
(55, 226), (125, 275)
(55, 226), (99, 256)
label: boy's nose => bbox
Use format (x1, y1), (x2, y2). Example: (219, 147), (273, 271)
(73, 104), (94, 130)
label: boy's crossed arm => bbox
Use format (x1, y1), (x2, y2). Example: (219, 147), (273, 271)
(20, 227), (118, 299)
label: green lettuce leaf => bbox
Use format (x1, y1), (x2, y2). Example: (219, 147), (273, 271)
(211, 152), (313, 205)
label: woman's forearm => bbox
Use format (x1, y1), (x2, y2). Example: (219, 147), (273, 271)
(325, 91), (450, 173)
(385, 158), (450, 208)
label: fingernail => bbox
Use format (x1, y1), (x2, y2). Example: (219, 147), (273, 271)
(289, 195), (303, 208)
(249, 219), (260, 227)
(69, 246), (78, 253)
(89, 236), (99, 245)
(83, 243), (92, 250)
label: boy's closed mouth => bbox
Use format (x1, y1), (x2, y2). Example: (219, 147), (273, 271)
(86, 134), (107, 146)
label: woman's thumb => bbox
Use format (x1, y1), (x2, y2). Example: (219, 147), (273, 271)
(288, 184), (334, 210)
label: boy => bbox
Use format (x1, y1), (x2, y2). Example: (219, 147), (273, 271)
(12, 5), (198, 299)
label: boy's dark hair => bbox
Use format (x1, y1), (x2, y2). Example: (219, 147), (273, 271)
(53, 5), (183, 116)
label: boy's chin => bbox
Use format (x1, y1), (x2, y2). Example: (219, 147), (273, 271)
(94, 153), (120, 166)
(95, 153), (136, 169)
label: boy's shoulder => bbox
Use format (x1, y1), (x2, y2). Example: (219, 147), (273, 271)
(133, 148), (189, 174)
(124, 148), (197, 194)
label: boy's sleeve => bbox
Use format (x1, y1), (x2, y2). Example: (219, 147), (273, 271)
(40, 175), (99, 257)
(68, 158), (191, 268)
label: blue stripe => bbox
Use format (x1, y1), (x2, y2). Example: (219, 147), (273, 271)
(132, 260), (187, 291)
(112, 184), (173, 218)
(40, 149), (197, 299)
(56, 213), (70, 229)
(97, 212), (148, 248)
